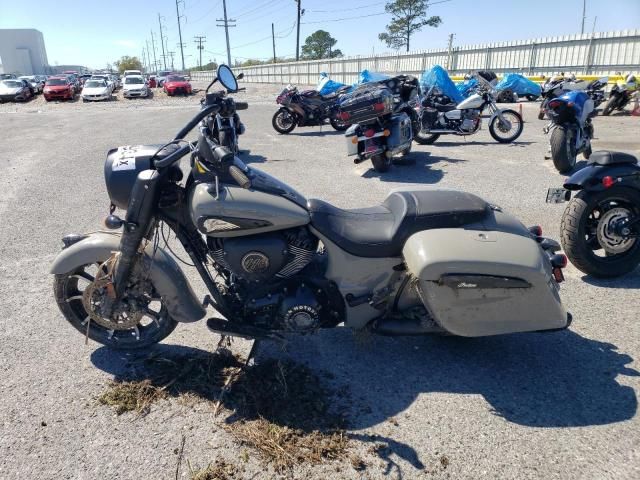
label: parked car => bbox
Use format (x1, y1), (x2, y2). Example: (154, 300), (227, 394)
(43, 76), (76, 101)
(0, 73), (17, 80)
(0, 78), (33, 102)
(79, 74), (93, 85)
(91, 75), (114, 92)
(163, 74), (192, 96)
(110, 74), (121, 90)
(156, 70), (173, 87)
(81, 79), (112, 102)
(19, 76), (44, 94)
(123, 69), (142, 78)
(122, 75), (150, 99)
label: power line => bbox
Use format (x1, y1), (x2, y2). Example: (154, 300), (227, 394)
(302, 11), (387, 24)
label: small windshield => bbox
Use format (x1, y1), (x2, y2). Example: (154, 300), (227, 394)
(46, 79), (67, 86)
(2, 80), (22, 88)
(85, 80), (105, 88)
(125, 77), (144, 84)
(167, 76), (185, 82)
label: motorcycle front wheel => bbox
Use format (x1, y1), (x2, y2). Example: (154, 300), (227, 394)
(272, 109), (297, 134)
(602, 95), (619, 116)
(488, 109), (523, 143)
(561, 188), (640, 277)
(550, 126), (577, 173)
(53, 263), (178, 350)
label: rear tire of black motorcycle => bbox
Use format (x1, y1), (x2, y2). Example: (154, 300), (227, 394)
(371, 154), (391, 173)
(413, 132), (440, 145)
(550, 126), (577, 174)
(272, 110), (296, 134)
(329, 117), (349, 131)
(561, 189), (640, 278)
(602, 96), (617, 116)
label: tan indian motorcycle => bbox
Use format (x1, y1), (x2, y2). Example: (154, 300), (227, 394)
(51, 65), (571, 351)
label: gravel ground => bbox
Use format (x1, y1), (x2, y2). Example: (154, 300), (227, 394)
(1, 83), (639, 480)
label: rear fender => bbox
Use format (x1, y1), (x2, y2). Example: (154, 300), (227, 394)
(50, 232), (206, 323)
(564, 163), (640, 192)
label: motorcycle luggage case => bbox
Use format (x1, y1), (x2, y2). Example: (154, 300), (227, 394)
(339, 87), (393, 124)
(386, 113), (413, 153)
(403, 228), (568, 336)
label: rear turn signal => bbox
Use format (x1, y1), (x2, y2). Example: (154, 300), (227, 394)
(551, 253), (568, 268)
(528, 225), (542, 237)
(338, 112), (350, 121)
(602, 176), (616, 188)
(553, 267), (565, 283)
(383, 129), (391, 137)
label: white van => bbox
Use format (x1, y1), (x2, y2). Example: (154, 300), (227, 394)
(123, 70), (142, 78)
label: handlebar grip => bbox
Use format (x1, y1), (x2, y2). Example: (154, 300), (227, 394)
(229, 165), (251, 189)
(235, 101), (249, 110)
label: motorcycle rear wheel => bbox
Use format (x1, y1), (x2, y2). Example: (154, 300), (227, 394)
(488, 109), (523, 143)
(561, 188), (640, 277)
(414, 132), (440, 145)
(53, 263), (178, 350)
(371, 153), (391, 173)
(329, 117), (349, 131)
(602, 95), (618, 116)
(550, 126), (577, 174)
(272, 109), (296, 134)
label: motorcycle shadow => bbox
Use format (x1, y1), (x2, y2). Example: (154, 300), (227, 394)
(581, 268), (640, 286)
(91, 328), (637, 474)
(287, 129), (344, 137)
(361, 152), (466, 184)
(238, 149), (268, 164)
(432, 140), (535, 147)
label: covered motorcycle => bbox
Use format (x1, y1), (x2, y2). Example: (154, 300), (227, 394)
(495, 73), (541, 102)
(420, 65), (463, 104)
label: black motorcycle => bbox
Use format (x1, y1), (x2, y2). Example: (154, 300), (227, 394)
(272, 84), (350, 134)
(603, 75), (638, 116)
(585, 76), (608, 109)
(547, 151), (640, 277)
(200, 73), (247, 154)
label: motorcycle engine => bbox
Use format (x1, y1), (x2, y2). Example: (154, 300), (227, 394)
(460, 109), (481, 132)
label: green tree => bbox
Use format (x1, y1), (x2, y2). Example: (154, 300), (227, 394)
(378, 0), (442, 52)
(113, 56), (142, 74)
(301, 30), (343, 60)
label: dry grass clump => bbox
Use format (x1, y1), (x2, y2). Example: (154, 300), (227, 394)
(189, 459), (239, 480)
(97, 379), (166, 415)
(222, 359), (350, 472)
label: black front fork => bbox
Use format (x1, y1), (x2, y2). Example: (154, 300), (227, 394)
(112, 169), (162, 299)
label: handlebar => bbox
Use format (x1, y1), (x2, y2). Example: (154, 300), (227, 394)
(174, 103), (221, 140)
(229, 165), (251, 188)
(235, 101), (249, 110)
(154, 144), (192, 169)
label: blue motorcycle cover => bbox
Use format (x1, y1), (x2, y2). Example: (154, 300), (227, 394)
(456, 78), (478, 98)
(495, 73), (541, 97)
(420, 65), (463, 103)
(316, 72), (350, 95)
(354, 69), (390, 86)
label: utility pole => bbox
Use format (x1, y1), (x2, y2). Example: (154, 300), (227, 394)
(581, 0), (586, 34)
(158, 14), (167, 70)
(175, 0), (186, 71)
(150, 30), (158, 73)
(168, 51), (175, 70)
(446, 33), (455, 71)
(217, 0), (236, 66)
(295, 0), (302, 61)
(194, 35), (206, 70)
(146, 40), (152, 73)
(272, 23), (277, 64)
(141, 49), (147, 73)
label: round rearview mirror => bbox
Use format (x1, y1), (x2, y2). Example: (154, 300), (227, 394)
(217, 65), (238, 92)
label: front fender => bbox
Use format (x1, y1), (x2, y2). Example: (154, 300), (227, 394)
(50, 232), (206, 323)
(564, 163), (640, 192)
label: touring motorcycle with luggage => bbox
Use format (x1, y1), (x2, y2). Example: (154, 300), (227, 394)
(602, 74), (638, 116)
(272, 84), (351, 134)
(544, 89), (595, 173)
(414, 74), (524, 145)
(340, 74), (419, 172)
(546, 150), (640, 277)
(50, 65), (570, 351)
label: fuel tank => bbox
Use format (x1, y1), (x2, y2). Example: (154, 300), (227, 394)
(457, 93), (484, 110)
(189, 182), (310, 238)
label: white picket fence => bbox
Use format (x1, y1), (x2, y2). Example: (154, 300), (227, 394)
(191, 29), (640, 84)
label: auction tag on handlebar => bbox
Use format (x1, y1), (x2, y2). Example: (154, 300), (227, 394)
(546, 187), (570, 203)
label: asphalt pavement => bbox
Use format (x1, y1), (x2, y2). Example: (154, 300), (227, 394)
(0, 84), (639, 479)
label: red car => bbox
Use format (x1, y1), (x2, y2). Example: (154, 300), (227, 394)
(43, 76), (75, 101)
(163, 75), (192, 96)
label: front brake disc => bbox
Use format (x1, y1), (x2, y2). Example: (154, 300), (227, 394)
(82, 277), (143, 330)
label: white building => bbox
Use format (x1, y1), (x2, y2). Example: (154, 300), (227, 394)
(0, 29), (49, 75)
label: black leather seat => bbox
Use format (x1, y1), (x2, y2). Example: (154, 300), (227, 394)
(589, 151), (638, 166)
(307, 190), (490, 258)
(434, 103), (458, 112)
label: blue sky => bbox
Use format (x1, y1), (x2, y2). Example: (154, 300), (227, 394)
(1, 0), (638, 69)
